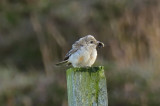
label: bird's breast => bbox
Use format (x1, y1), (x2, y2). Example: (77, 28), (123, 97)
(88, 49), (97, 66)
(69, 47), (97, 67)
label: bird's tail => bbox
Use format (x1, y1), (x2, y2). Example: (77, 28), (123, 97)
(55, 60), (70, 66)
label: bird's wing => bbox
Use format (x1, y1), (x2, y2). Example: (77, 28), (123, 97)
(56, 49), (77, 66)
(64, 48), (78, 60)
(64, 39), (83, 60)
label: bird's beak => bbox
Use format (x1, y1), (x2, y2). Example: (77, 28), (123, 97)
(97, 41), (104, 48)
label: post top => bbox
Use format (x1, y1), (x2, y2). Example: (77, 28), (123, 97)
(67, 66), (104, 72)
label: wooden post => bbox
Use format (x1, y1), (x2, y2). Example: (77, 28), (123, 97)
(67, 66), (108, 106)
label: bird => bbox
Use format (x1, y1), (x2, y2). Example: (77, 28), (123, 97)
(56, 35), (104, 67)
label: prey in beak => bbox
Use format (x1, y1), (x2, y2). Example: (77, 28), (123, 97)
(97, 41), (104, 49)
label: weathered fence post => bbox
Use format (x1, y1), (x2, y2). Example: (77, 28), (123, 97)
(67, 66), (108, 106)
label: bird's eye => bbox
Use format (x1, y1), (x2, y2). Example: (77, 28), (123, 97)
(90, 41), (94, 44)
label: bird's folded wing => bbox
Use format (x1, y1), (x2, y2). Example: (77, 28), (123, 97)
(64, 48), (78, 60)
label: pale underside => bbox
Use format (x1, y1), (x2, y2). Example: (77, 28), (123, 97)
(68, 47), (97, 67)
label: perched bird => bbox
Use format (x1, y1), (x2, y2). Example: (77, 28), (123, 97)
(56, 35), (104, 67)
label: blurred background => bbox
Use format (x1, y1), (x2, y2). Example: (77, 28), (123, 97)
(0, 0), (160, 105)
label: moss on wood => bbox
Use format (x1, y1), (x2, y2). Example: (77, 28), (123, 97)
(67, 66), (108, 106)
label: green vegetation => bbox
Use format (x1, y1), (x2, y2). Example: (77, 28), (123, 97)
(0, 66), (67, 106)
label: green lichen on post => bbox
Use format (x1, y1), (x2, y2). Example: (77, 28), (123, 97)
(67, 66), (108, 106)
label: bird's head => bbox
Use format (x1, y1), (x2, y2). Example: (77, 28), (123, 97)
(85, 35), (104, 49)
(73, 35), (104, 49)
